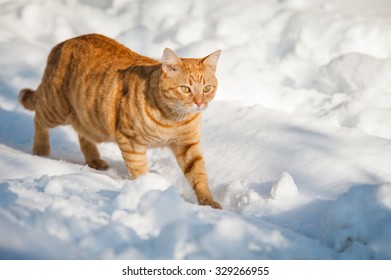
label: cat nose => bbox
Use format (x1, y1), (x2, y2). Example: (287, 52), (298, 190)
(194, 100), (203, 107)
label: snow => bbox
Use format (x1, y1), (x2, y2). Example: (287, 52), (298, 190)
(1, 0), (391, 259)
(320, 184), (391, 259)
(270, 172), (299, 200)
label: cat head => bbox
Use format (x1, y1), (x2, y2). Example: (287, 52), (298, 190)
(159, 48), (221, 118)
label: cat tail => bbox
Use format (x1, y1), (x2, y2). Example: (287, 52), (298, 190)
(19, 88), (37, 111)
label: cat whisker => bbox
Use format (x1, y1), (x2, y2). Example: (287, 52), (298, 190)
(178, 107), (191, 121)
(169, 103), (191, 121)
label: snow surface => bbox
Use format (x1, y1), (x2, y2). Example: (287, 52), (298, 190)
(1, 0), (391, 259)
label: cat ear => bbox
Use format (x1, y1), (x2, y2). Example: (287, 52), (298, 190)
(202, 50), (221, 72)
(162, 48), (182, 73)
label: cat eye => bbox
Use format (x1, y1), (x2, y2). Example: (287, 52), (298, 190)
(180, 86), (191, 93)
(203, 85), (211, 93)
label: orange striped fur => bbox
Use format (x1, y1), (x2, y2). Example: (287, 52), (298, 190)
(19, 34), (221, 209)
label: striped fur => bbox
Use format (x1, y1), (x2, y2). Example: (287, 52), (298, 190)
(19, 34), (221, 209)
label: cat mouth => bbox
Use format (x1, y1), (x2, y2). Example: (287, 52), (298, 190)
(169, 103), (207, 120)
(190, 103), (208, 113)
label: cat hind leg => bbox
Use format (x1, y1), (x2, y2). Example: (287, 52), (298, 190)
(33, 116), (51, 156)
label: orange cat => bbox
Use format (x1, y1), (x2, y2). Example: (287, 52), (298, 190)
(19, 34), (221, 209)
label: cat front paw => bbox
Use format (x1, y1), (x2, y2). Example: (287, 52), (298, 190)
(199, 198), (222, 209)
(87, 159), (109, 170)
(210, 200), (222, 209)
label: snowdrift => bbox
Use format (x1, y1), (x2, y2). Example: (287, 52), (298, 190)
(1, 0), (391, 259)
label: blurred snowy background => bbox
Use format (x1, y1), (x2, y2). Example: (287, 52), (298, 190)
(0, 0), (391, 259)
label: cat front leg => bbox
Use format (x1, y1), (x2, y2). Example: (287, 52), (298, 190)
(116, 132), (148, 179)
(78, 135), (108, 170)
(170, 141), (222, 209)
